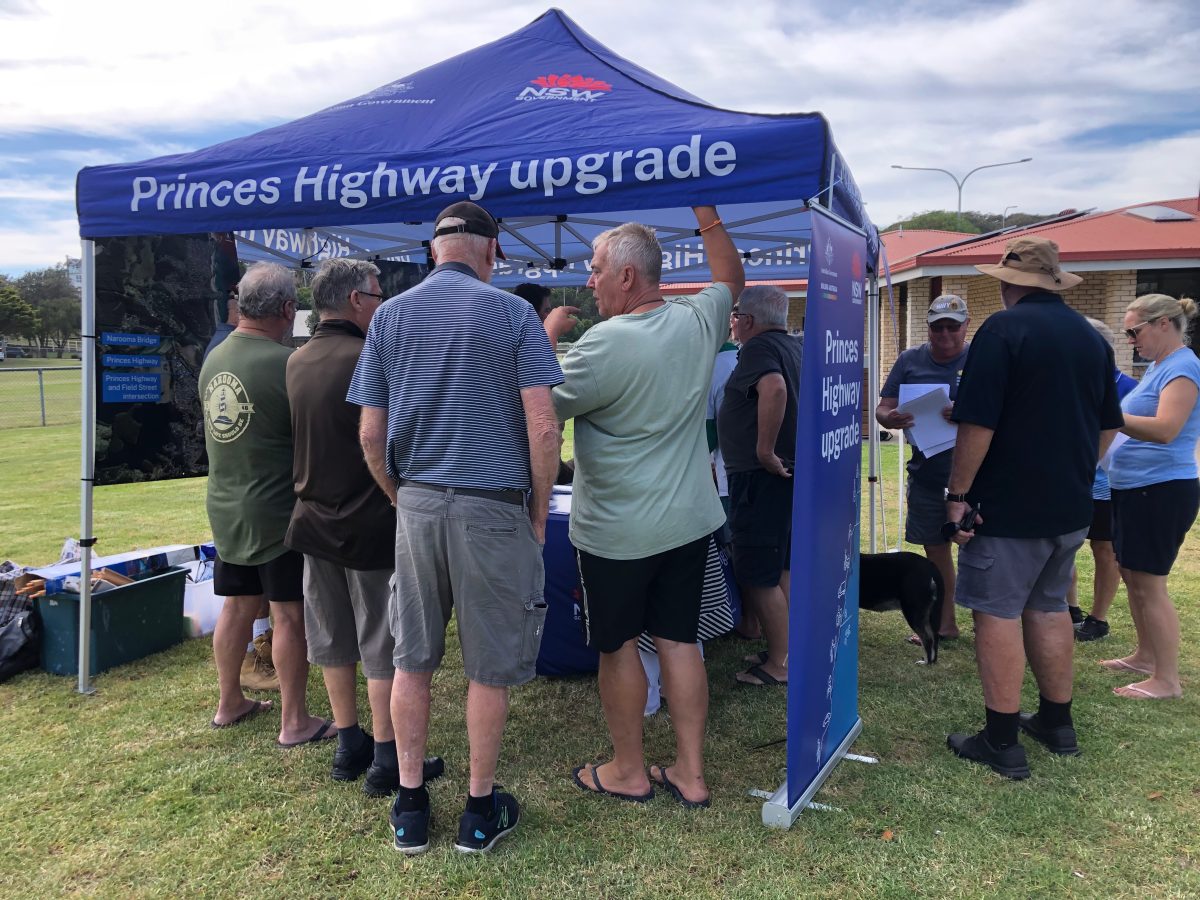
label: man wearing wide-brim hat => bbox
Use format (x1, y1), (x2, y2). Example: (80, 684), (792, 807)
(940, 236), (1125, 779)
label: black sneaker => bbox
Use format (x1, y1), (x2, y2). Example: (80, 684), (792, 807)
(454, 789), (520, 854)
(1018, 712), (1081, 756)
(389, 801), (431, 856)
(1074, 615), (1110, 642)
(363, 756), (446, 798)
(331, 737), (375, 782)
(947, 730), (1031, 780)
(1068, 606), (1084, 627)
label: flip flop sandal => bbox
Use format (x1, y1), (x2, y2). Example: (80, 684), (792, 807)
(277, 718), (337, 748)
(742, 650), (770, 665)
(210, 699), (271, 729)
(1100, 658), (1153, 675)
(1114, 683), (1182, 700)
(649, 764), (710, 809)
(571, 763), (654, 803)
(736, 664), (785, 686)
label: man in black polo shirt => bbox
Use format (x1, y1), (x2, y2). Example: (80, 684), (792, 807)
(943, 237), (1123, 778)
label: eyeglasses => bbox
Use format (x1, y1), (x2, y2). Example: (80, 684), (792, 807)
(730, 307), (754, 322)
(356, 290), (385, 302)
(1124, 318), (1159, 340)
(929, 321), (963, 333)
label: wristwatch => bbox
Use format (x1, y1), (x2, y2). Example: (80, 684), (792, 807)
(944, 489), (969, 503)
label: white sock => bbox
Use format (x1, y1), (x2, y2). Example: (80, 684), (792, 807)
(247, 616), (270, 651)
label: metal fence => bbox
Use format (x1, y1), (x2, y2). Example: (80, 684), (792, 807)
(0, 367), (82, 428)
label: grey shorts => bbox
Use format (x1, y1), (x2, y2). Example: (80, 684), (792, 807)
(390, 486), (546, 687)
(954, 528), (1088, 619)
(302, 556), (395, 680)
(905, 478), (948, 546)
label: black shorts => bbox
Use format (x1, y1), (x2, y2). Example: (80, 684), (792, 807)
(576, 536), (708, 653)
(213, 550), (305, 602)
(727, 469), (793, 588)
(1111, 479), (1200, 576)
(1087, 499), (1114, 543)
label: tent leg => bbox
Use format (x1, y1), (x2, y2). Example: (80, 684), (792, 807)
(867, 275), (880, 553)
(78, 239), (97, 695)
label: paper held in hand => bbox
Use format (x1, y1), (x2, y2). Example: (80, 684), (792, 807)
(896, 384), (957, 456)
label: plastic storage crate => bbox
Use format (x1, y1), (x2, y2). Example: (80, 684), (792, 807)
(35, 566), (188, 676)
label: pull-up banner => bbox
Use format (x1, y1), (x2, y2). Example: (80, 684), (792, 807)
(764, 203), (865, 826)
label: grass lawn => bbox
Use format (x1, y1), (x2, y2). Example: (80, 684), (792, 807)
(0, 360), (81, 429)
(1, 428), (1198, 898)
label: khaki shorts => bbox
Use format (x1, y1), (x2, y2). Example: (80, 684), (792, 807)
(302, 556), (395, 680)
(955, 528), (1088, 620)
(390, 486), (546, 687)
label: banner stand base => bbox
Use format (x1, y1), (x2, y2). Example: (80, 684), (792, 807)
(761, 717), (862, 829)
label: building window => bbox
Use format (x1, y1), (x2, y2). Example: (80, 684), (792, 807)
(1135, 268), (1200, 364)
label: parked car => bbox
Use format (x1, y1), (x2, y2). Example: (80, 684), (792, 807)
(5, 346), (27, 358)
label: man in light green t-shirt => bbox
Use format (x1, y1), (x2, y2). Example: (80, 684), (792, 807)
(547, 206), (744, 809)
(200, 262), (332, 747)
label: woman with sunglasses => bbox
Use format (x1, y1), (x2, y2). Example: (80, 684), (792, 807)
(1104, 294), (1200, 699)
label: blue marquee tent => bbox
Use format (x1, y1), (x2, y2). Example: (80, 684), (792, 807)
(72, 8), (884, 827)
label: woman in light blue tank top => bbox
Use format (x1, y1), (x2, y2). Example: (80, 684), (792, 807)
(1103, 294), (1200, 700)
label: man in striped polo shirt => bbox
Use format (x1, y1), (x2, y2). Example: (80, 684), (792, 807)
(349, 201), (562, 854)
(548, 206), (744, 810)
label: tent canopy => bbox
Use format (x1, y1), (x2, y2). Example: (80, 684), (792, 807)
(76, 8), (876, 281)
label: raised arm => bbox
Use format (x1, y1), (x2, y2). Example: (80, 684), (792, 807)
(1121, 377), (1199, 444)
(694, 206), (745, 298)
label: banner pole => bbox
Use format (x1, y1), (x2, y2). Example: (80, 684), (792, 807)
(867, 274), (880, 553)
(77, 239), (97, 694)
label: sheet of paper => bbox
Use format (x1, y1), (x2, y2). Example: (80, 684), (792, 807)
(1098, 432), (1130, 472)
(896, 384), (957, 454)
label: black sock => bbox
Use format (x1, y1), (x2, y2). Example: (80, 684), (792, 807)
(1037, 695), (1073, 730)
(373, 739), (398, 772)
(466, 789), (495, 816)
(337, 723), (367, 752)
(984, 707), (1020, 749)
(393, 783), (428, 812)
(1068, 606), (1083, 625)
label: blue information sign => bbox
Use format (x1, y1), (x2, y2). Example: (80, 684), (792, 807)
(785, 205), (866, 809)
(102, 371), (162, 403)
(102, 353), (162, 368)
(101, 332), (161, 348)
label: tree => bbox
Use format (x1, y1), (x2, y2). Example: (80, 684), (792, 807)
(0, 285), (39, 342)
(884, 209), (1055, 234)
(16, 266), (79, 357)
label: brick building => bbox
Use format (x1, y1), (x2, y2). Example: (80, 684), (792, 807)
(877, 197), (1200, 385)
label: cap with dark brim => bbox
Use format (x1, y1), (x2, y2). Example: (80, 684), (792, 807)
(433, 201), (506, 259)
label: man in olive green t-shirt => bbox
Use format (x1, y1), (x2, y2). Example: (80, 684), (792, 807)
(200, 262), (332, 746)
(546, 206), (744, 809)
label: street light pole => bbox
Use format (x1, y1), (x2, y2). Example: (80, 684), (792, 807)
(1002, 205), (1018, 227)
(891, 158), (1032, 228)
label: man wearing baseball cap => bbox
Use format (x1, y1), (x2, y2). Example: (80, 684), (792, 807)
(349, 200), (562, 853)
(943, 236), (1123, 778)
(875, 293), (972, 645)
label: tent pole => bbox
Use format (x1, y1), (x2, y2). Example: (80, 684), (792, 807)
(867, 274), (879, 553)
(77, 239), (97, 694)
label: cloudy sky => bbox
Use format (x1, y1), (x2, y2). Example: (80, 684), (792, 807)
(1, 0), (1197, 275)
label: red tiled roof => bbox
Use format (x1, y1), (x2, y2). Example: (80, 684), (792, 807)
(887, 197), (1200, 274)
(880, 229), (975, 269)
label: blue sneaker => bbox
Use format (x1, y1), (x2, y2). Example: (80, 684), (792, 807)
(454, 789), (519, 854)
(390, 801), (431, 855)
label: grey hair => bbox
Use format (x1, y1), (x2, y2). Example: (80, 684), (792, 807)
(430, 217), (492, 261)
(237, 262), (296, 319)
(593, 222), (662, 283)
(1128, 293), (1198, 339)
(1085, 316), (1117, 349)
(738, 284), (789, 329)
(311, 258), (381, 313)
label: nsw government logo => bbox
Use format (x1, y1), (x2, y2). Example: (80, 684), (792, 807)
(516, 73), (613, 102)
(204, 372), (255, 443)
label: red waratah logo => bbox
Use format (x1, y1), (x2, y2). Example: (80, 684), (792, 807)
(516, 73), (613, 102)
(851, 251), (864, 281)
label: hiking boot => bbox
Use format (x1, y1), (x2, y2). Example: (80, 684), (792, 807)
(389, 800), (431, 855)
(363, 756), (446, 798)
(332, 736), (375, 782)
(239, 651), (279, 692)
(1018, 712), (1081, 756)
(1074, 615), (1110, 642)
(454, 789), (520, 854)
(947, 730), (1030, 780)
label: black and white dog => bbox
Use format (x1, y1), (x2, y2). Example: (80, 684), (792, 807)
(859, 551), (944, 664)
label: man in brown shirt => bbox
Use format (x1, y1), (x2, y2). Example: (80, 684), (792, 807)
(286, 258), (442, 794)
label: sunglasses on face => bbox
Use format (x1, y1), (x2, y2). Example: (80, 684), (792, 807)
(1124, 318), (1159, 340)
(929, 321), (963, 333)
